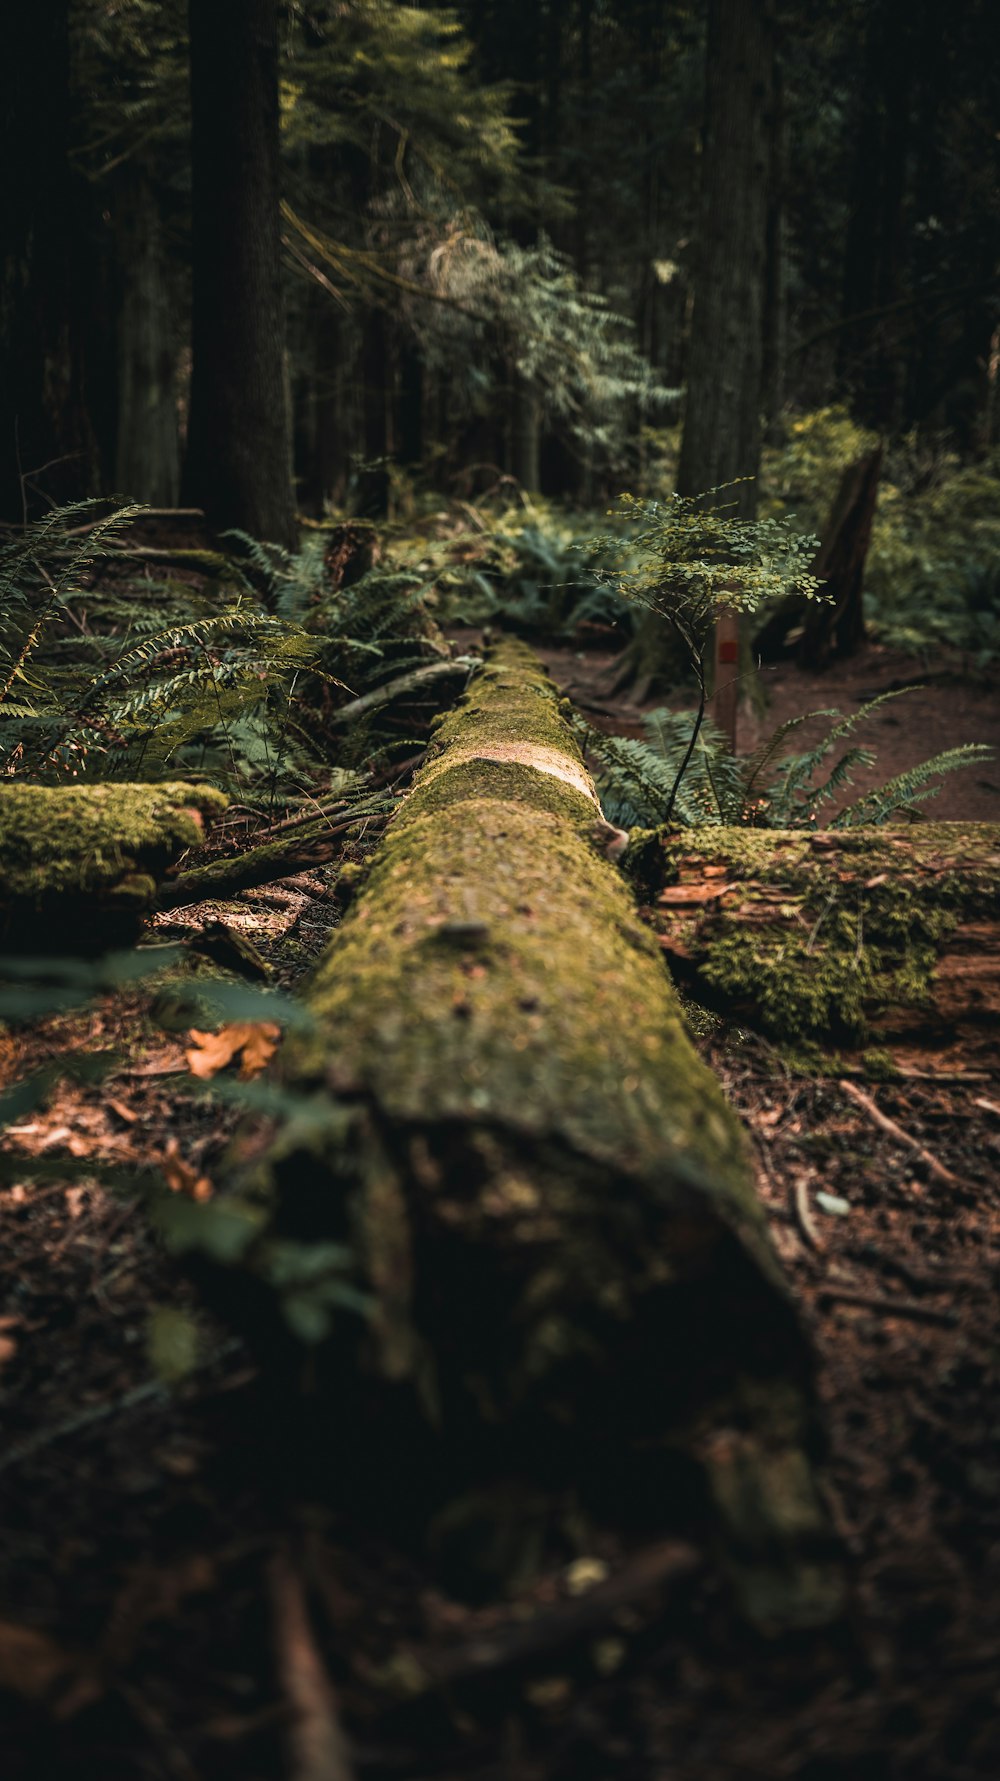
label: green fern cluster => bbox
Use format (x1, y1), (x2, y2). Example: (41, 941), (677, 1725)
(442, 511), (631, 639)
(582, 692), (992, 831)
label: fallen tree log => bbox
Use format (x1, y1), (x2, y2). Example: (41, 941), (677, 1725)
(0, 782), (227, 950)
(636, 825), (1000, 1054)
(163, 640), (842, 1630)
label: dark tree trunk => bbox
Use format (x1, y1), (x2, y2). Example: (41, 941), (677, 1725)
(114, 168), (180, 507)
(676, 0), (773, 517)
(762, 57), (788, 436)
(508, 371), (541, 493)
(837, 0), (915, 431)
(182, 0), (297, 547)
(357, 307), (391, 517)
(398, 339), (424, 471)
(1, 0), (99, 521)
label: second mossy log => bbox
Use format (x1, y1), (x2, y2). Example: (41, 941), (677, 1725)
(634, 824), (1000, 1054)
(163, 641), (841, 1628)
(0, 781), (228, 950)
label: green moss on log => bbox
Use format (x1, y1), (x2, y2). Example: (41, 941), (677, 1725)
(643, 826), (1000, 1045)
(170, 641), (840, 1628)
(0, 781), (227, 944)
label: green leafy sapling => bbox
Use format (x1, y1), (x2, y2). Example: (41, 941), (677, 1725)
(585, 486), (824, 819)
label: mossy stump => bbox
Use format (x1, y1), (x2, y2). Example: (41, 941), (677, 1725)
(637, 826), (1000, 1057)
(174, 641), (840, 1628)
(0, 781), (227, 951)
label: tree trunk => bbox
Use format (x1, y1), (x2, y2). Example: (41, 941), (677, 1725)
(508, 371), (541, 493)
(0, 782), (226, 951)
(640, 825), (1000, 1058)
(167, 640), (842, 1631)
(761, 58), (788, 436)
(357, 307), (391, 518)
(676, 0), (772, 516)
(114, 168), (180, 507)
(182, 0), (297, 548)
(0, 0), (99, 522)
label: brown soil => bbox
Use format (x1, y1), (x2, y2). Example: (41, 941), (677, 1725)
(1, 637), (998, 1780)
(536, 636), (1000, 824)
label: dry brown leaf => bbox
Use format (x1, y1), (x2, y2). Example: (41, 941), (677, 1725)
(161, 1136), (213, 1202)
(185, 1021), (280, 1081)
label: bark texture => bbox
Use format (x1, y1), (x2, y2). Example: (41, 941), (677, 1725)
(0, 782), (227, 949)
(182, 0), (296, 547)
(640, 825), (1000, 1052)
(676, 0), (773, 514)
(114, 167), (180, 507)
(168, 641), (841, 1629)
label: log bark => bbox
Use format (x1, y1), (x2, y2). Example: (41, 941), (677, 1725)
(0, 782), (227, 950)
(640, 825), (1000, 1053)
(165, 641), (842, 1630)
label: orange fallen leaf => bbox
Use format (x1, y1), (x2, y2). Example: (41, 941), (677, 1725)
(161, 1136), (213, 1202)
(185, 1021), (281, 1081)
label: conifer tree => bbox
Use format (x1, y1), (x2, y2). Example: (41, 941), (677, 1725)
(182, 0), (296, 547)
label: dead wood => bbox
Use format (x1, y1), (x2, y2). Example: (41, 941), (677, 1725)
(755, 447), (883, 667)
(172, 640), (843, 1632)
(643, 825), (1000, 1052)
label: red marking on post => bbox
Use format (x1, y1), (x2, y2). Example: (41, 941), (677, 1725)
(718, 641), (739, 664)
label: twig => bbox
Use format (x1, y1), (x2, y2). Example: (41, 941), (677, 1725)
(399, 1541), (700, 1695)
(792, 1175), (823, 1251)
(269, 1549), (356, 1781)
(817, 1288), (958, 1328)
(838, 1078), (966, 1189)
(0, 1340), (243, 1477)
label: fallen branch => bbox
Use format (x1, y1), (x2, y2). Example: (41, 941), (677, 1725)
(838, 1078), (966, 1190)
(792, 1175), (823, 1251)
(406, 1540), (701, 1694)
(270, 1550), (356, 1781)
(157, 813), (384, 910)
(328, 657), (478, 727)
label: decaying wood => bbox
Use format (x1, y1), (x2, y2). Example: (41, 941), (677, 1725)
(156, 810), (381, 910)
(0, 781), (227, 950)
(755, 447), (883, 667)
(170, 639), (842, 1631)
(642, 825), (1000, 1052)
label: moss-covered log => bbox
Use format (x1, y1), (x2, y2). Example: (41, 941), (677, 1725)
(0, 781), (227, 950)
(638, 826), (1000, 1053)
(169, 641), (840, 1628)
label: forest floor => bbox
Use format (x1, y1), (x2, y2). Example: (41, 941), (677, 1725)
(1, 629), (998, 1780)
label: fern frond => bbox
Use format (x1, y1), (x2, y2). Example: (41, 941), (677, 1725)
(834, 745), (994, 827)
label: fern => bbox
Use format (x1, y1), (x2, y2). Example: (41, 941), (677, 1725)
(581, 688), (993, 831)
(834, 746), (995, 827)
